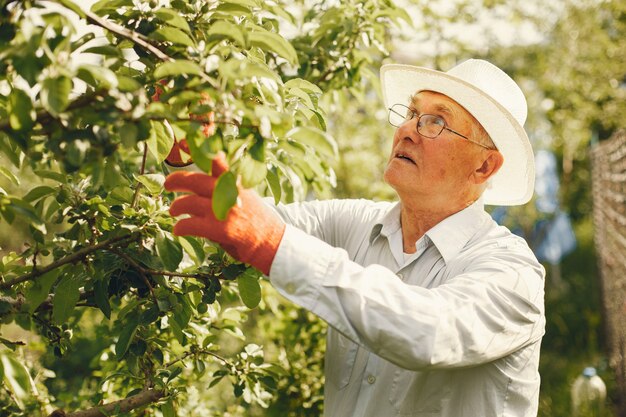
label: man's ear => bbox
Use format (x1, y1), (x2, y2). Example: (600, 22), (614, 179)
(473, 151), (504, 184)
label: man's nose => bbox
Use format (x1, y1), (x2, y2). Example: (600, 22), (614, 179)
(396, 118), (418, 143)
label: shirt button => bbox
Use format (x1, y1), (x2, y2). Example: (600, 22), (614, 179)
(367, 375), (376, 384)
(397, 273), (404, 280)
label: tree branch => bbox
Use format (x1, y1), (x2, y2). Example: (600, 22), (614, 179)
(48, 388), (165, 417)
(131, 142), (149, 209)
(106, 247), (211, 281)
(81, 7), (171, 62)
(0, 233), (139, 290)
(108, 248), (158, 306)
(79, 4), (219, 88)
(165, 348), (231, 369)
(0, 91), (104, 133)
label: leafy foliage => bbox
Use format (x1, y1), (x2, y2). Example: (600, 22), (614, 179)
(0, 0), (405, 415)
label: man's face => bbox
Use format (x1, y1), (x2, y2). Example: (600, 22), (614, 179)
(383, 91), (487, 205)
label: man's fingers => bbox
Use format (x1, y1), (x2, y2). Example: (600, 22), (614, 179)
(211, 152), (229, 177)
(169, 194), (214, 218)
(164, 153), (230, 196)
(164, 171), (217, 198)
(172, 217), (215, 239)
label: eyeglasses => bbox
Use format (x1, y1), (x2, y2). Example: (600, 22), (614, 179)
(387, 103), (493, 150)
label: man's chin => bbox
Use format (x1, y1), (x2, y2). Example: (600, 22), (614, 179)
(382, 166), (405, 191)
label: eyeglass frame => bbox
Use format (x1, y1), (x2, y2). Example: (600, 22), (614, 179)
(387, 103), (494, 150)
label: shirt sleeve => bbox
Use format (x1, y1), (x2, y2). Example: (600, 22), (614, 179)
(269, 225), (545, 371)
(265, 198), (383, 247)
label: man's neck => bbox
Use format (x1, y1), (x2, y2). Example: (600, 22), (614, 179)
(399, 198), (476, 253)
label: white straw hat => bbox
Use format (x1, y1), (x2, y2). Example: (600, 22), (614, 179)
(380, 59), (535, 206)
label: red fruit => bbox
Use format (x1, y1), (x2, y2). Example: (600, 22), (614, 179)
(165, 138), (192, 167)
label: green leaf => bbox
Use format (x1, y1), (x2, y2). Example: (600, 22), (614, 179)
(286, 126), (338, 158)
(33, 169), (65, 183)
(215, 2), (252, 17)
(194, 357), (206, 375)
(161, 399), (176, 417)
(288, 86), (315, 109)
(23, 186), (56, 203)
(155, 8), (191, 33)
(171, 295), (192, 329)
(156, 235), (183, 271)
(179, 236), (205, 265)
(25, 269), (61, 314)
(0, 352), (33, 408)
(268, 4), (296, 24)
(94, 278), (111, 319)
(152, 27), (195, 47)
(220, 59), (280, 83)
(265, 169), (281, 204)
(167, 364), (183, 383)
(0, 134), (23, 167)
(169, 315), (185, 344)
(52, 271), (83, 324)
(239, 154), (267, 188)
(115, 318), (139, 360)
(91, 0), (131, 13)
(82, 45), (123, 57)
(154, 60), (204, 79)
(109, 186), (134, 204)
(5, 130), (29, 152)
(8, 88), (35, 131)
(135, 173), (165, 195)
(147, 120), (174, 163)
(373, 8), (413, 26)
(206, 21), (246, 48)
(284, 78), (323, 94)
(0, 167), (19, 186)
(183, 127), (221, 173)
(248, 30), (298, 65)
(76, 64), (118, 90)
(116, 75), (142, 92)
(237, 268), (261, 308)
(7, 198), (43, 226)
(249, 137), (265, 161)
(212, 171), (238, 221)
(56, 0), (86, 18)
(41, 76), (72, 116)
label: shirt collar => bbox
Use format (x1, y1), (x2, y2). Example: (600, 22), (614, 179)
(425, 199), (487, 263)
(369, 199), (488, 264)
(369, 202), (402, 243)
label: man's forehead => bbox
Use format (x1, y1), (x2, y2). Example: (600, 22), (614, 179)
(410, 91), (463, 116)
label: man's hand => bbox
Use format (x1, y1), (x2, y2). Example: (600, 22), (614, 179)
(164, 154), (286, 275)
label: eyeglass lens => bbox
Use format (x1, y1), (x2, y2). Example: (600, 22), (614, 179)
(388, 104), (446, 138)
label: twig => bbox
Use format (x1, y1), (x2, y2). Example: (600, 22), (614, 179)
(131, 142), (149, 209)
(165, 348), (231, 369)
(48, 388), (165, 417)
(0, 294), (25, 311)
(108, 248), (158, 306)
(0, 233), (139, 290)
(0, 91), (103, 133)
(79, 4), (219, 88)
(81, 7), (171, 62)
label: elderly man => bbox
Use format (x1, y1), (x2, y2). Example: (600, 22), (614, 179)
(165, 59), (546, 417)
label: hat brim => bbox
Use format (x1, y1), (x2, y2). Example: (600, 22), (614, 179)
(380, 64), (535, 206)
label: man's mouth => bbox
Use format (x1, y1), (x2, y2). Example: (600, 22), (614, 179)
(394, 153), (416, 165)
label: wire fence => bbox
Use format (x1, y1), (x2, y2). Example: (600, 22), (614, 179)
(591, 129), (626, 416)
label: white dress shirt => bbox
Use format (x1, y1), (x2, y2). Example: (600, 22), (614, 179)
(269, 198), (545, 417)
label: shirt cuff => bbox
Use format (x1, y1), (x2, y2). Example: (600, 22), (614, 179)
(269, 224), (336, 310)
